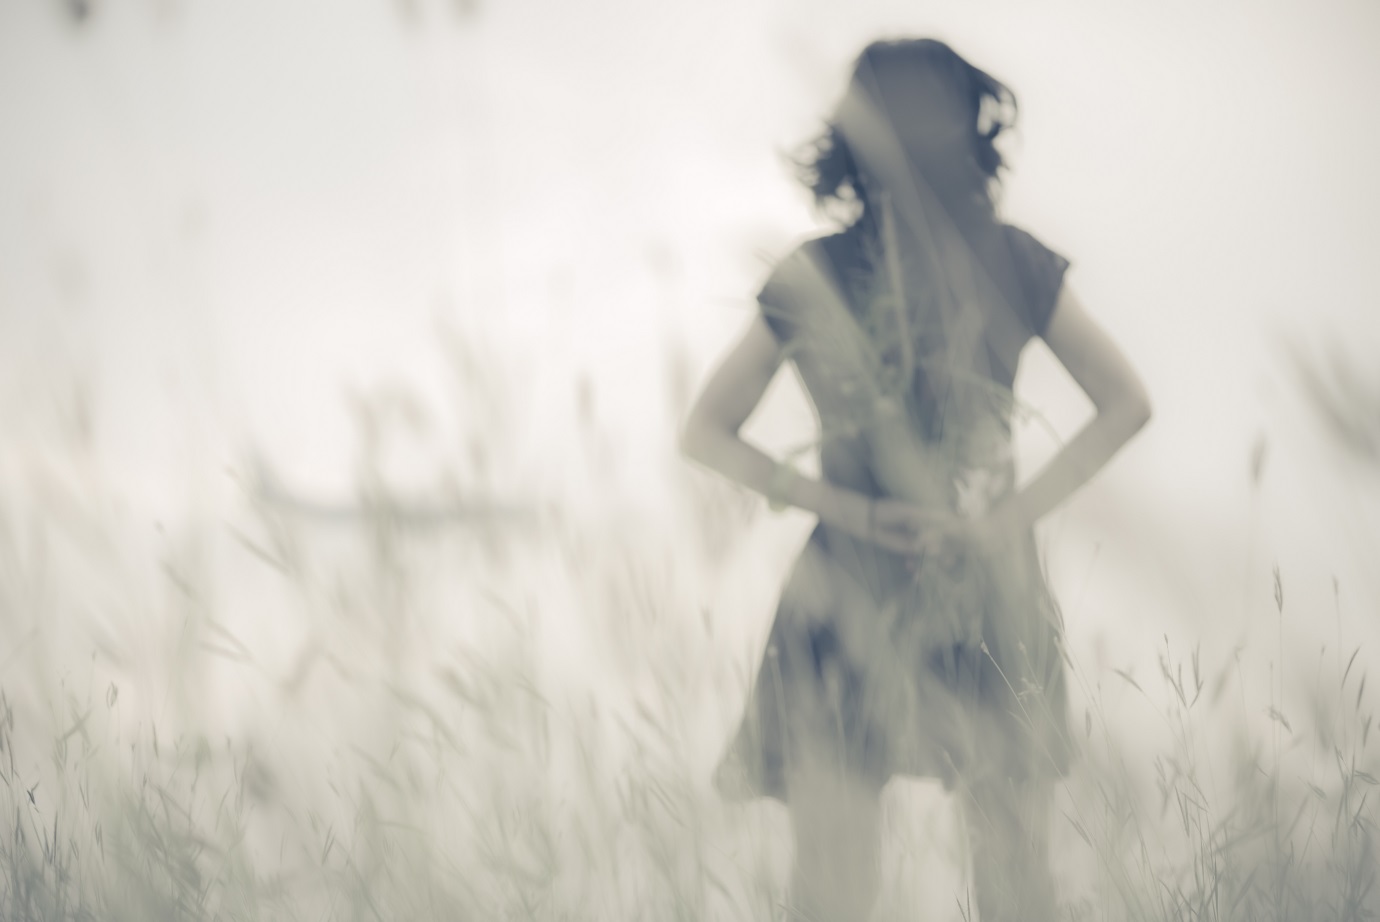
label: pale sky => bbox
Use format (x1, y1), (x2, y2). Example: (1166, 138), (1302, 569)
(2, 0), (1379, 769)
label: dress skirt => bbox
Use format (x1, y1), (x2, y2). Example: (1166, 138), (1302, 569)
(713, 514), (1074, 804)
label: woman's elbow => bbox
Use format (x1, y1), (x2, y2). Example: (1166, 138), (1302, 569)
(1122, 388), (1153, 434)
(1096, 384), (1151, 437)
(678, 424), (703, 462)
(678, 418), (718, 464)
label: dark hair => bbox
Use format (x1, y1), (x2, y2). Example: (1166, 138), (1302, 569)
(796, 39), (1018, 229)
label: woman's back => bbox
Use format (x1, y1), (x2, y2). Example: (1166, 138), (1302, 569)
(680, 36), (1152, 922)
(756, 219), (1071, 505)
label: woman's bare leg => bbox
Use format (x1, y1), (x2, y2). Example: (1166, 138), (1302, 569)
(785, 764), (884, 922)
(958, 775), (1057, 922)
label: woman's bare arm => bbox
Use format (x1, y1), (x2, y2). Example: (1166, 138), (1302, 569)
(682, 286), (1149, 552)
(679, 315), (887, 545)
(997, 284), (1152, 532)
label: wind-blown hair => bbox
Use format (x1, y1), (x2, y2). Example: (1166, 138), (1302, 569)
(796, 39), (1019, 230)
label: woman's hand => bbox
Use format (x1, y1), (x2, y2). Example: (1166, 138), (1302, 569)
(867, 498), (952, 556)
(825, 491), (925, 555)
(870, 498), (1025, 567)
(840, 496), (968, 558)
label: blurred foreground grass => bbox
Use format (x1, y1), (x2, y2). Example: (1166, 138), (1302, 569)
(1, 381), (1377, 921)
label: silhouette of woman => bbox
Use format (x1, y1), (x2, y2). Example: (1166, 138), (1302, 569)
(681, 38), (1151, 922)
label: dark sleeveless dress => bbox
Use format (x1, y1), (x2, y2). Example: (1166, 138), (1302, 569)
(713, 221), (1076, 803)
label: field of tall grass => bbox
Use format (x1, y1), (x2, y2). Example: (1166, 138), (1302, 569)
(2, 339), (1377, 922)
(5, 0), (1380, 918)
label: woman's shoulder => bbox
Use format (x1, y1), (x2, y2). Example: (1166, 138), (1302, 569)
(994, 222), (1072, 337)
(756, 231), (839, 298)
(754, 229), (860, 343)
(759, 229), (861, 297)
(996, 222), (1070, 269)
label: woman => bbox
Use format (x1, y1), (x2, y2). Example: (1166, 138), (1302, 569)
(680, 39), (1151, 922)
